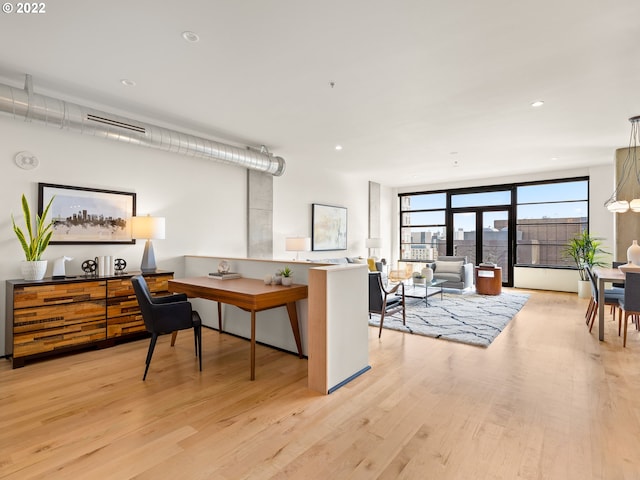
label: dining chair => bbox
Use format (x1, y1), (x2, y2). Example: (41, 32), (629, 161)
(131, 275), (203, 380)
(368, 272), (406, 338)
(618, 272), (640, 347)
(611, 261), (626, 291)
(586, 266), (622, 333)
(388, 261), (413, 284)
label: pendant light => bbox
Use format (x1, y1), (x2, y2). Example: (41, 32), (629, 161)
(605, 115), (640, 213)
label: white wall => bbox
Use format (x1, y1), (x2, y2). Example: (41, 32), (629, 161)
(1, 116), (370, 356)
(273, 161), (369, 262)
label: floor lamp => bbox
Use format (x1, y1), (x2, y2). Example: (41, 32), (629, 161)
(131, 215), (165, 273)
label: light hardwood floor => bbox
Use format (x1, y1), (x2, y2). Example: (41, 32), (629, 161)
(1, 289), (639, 479)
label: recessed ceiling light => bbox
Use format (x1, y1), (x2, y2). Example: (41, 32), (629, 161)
(531, 100), (544, 107)
(335, 145), (343, 151)
(120, 79), (136, 87)
(181, 31), (200, 43)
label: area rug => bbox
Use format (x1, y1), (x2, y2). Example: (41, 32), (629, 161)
(368, 291), (530, 347)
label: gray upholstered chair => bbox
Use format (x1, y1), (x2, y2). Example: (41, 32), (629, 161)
(585, 266), (622, 332)
(618, 271), (640, 347)
(431, 256), (474, 290)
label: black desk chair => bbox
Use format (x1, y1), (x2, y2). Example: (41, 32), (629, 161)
(369, 272), (406, 338)
(131, 275), (202, 380)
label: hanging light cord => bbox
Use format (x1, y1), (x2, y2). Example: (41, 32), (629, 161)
(605, 115), (640, 211)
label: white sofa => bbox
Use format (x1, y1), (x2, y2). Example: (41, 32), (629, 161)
(312, 256), (387, 283)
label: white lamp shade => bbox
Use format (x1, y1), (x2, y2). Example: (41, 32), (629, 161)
(286, 237), (311, 251)
(630, 198), (640, 212)
(366, 238), (381, 248)
(131, 215), (166, 240)
(607, 200), (630, 213)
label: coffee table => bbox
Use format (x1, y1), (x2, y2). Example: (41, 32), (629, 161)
(403, 278), (447, 306)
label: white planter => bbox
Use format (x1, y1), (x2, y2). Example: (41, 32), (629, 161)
(423, 266), (434, 282)
(21, 260), (48, 281)
(281, 276), (293, 286)
(577, 279), (591, 299)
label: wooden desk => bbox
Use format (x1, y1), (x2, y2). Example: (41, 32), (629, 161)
(168, 277), (308, 380)
(592, 267), (625, 341)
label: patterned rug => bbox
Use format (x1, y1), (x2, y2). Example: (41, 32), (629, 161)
(368, 291), (530, 347)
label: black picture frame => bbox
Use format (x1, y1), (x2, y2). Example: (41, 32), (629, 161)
(312, 203), (347, 251)
(38, 183), (136, 244)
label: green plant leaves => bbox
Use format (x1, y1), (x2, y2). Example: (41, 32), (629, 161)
(563, 230), (609, 281)
(11, 194), (55, 261)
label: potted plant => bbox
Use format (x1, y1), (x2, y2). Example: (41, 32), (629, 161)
(563, 230), (609, 298)
(12, 193), (55, 280)
(280, 266), (293, 286)
(412, 271), (425, 285)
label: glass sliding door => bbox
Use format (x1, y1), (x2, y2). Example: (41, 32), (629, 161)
(452, 212), (477, 265)
(482, 210), (509, 283)
(451, 208), (511, 285)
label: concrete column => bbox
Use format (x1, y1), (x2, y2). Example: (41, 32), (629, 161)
(614, 147), (640, 261)
(368, 181), (381, 238)
(247, 170), (273, 259)
(368, 181), (381, 258)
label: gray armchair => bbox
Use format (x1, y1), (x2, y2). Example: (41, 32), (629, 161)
(431, 256), (474, 290)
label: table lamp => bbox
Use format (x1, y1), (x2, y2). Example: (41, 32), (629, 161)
(285, 237), (311, 261)
(366, 237), (381, 258)
(131, 215), (165, 273)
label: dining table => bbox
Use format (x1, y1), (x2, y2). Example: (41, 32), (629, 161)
(592, 266), (625, 341)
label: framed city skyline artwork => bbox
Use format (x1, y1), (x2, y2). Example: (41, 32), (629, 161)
(38, 183), (136, 244)
(312, 203), (347, 251)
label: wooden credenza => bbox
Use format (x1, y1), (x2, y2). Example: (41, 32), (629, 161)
(5, 271), (173, 368)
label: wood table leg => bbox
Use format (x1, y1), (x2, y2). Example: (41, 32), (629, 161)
(217, 302), (222, 332)
(250, 310), (256, 381)
(286, 302), (303, 358)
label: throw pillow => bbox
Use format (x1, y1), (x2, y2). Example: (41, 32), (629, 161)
(435, 260), (463, 274)
(367, 258), (377, 272)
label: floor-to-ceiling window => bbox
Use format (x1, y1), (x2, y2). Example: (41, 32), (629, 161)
(399, 193), (446, 261)
(516, 179), (589, 267)
(399, 177), (589, 287)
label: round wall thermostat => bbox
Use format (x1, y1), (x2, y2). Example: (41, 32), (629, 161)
(15, 151), (39, 170)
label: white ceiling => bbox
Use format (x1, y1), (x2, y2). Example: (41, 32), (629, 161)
(1, 0), (639, 187)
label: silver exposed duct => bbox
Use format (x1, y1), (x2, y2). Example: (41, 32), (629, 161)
(0, 75), (286, 176)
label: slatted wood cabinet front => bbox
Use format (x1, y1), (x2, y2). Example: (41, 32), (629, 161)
(5, 272), (173, 368)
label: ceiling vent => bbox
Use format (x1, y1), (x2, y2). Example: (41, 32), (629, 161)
(86, 114), (146, 134)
